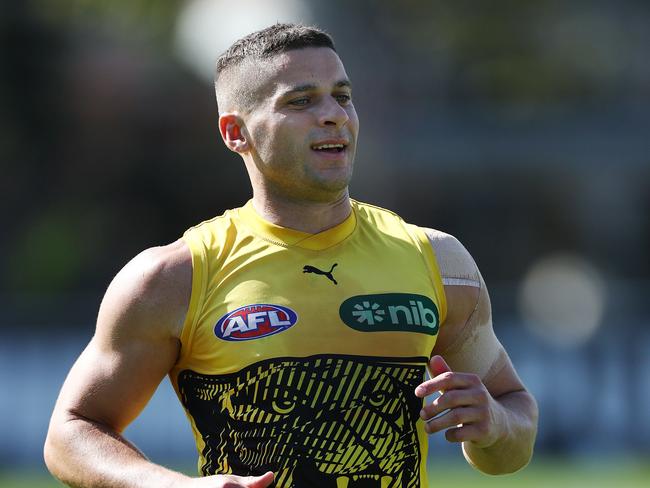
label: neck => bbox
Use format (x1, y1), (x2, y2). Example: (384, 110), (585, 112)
(251, 188), (352, 234)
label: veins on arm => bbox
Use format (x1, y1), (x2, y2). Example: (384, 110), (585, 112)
(44, 240), (192, 485)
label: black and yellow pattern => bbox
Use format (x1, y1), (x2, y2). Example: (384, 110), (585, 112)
(172, 200), (448, 487)
(178, 355), (427, 487)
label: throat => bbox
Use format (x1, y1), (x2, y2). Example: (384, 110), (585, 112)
(251, 193), (352, 234)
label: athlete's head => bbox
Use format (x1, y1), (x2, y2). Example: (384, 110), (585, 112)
(215, 23), (336, 114)
(215, 23), (359, 203)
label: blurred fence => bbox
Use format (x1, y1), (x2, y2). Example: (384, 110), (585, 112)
(3, 0), (650, 474)
(2, 283), (648, 470)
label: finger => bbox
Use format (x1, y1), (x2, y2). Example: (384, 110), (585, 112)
(422, 406), (481, 435)
(221, 472), (275, 488)
(444, 424), (487, 444)
(415, 372), (480, 398)
(415, 355), (452, 398)
(429, 355), (451, 377)
(245, 472), (275, 487)
(420, 388), (481, 420)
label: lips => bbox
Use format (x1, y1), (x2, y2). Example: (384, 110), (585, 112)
(311, 139), (349, 153)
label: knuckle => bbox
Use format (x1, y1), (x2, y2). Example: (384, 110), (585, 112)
(474, 405), (488, 422)
(442, 371), (454, 382)
(445, 427), (462, 442)
(476, 422), (490, 437)
(420, 405), (432, 419)
(476, 389), (490, 403)
(441, 389), (456, 403)
(433, 395), (447, 411)
(449, 409), (463, 425)
(468, 373), (481, 385)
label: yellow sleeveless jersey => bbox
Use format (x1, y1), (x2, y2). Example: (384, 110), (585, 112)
(170, 199), (447, 488)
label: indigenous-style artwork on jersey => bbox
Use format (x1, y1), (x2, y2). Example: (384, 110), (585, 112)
(172, 200), (448, 487)
(178, 355), (427, 488)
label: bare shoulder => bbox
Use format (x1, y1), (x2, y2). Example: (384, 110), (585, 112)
(97, 238), (192, 343)
(420, 228), (480, 286)
(421, 228), (483, 353)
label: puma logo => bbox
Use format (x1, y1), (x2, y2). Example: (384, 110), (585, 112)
(303, 263), (338, 285)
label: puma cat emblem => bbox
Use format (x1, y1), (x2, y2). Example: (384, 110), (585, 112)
(303, 263), (338, 285)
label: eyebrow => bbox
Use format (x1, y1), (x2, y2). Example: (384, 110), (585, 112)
(280, 79), (352, 97)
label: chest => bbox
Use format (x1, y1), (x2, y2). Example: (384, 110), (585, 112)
(187, 235), (441, 374)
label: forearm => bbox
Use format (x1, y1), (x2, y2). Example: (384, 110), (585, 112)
(44, 415), (189, 488)
(462, 390), (538, 475)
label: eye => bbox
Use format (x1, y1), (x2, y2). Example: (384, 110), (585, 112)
(335, 94), (352, 105)
(288, 97), (310, 107)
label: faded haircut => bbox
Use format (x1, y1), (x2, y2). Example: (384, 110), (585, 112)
(214, 23), (336, 113)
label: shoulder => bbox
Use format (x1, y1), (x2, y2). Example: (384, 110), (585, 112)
(97, 239), (192, 342)
(420, 228), (480, 287)
(418, 228), (485, 343)
(352, 200), (426, 240)
(351, 199), (404, 225)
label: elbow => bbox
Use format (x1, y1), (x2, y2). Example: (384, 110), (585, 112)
(481, 450), (534, 476)
(464, 441), (536, 476)
(44, 434), (60, 481)
(43, 415), (81, 484)
(43, 425), (66, 481)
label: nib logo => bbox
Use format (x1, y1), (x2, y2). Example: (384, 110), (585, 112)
(352, 301), (385, 325)
(340, 293), (439, 335)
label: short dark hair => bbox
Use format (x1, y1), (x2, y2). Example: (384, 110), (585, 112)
(214, 24), (337, 113)
(216, 23), (336, 80)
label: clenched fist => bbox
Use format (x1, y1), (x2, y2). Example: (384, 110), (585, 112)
(415, 355), (506, 448)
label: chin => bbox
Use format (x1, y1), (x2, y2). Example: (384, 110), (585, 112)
(295, 181), (349, 203)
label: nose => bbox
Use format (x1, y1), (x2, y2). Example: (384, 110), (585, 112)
(317, 96), (349, 128)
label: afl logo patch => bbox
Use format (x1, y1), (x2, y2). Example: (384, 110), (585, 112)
(215, 304), (298, 341)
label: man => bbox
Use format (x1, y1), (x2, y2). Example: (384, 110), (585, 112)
(45, 23), (537, 488)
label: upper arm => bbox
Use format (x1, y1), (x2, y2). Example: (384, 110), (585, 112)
(425, 229), (526, 397)
(51, 239), (192, 433)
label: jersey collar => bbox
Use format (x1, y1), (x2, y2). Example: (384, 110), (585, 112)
(238, 199), (357, 250)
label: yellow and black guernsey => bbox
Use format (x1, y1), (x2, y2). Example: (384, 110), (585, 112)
(171, 199), (447, 488)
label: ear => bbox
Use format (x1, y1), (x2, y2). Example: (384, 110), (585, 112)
(218, 113), (249, 153)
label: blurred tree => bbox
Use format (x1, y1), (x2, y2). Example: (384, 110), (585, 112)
(1, 0), (648, 320)
(34, 0), (183, 45)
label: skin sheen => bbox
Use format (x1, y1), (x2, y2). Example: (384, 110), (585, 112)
(44, 46), (537, 488)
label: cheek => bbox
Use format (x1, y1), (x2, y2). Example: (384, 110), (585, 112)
(250, 121), (304, 167)
(270, 121), (307, 155)
(249, 121), (276, 160)
(348, 108), (360, 135)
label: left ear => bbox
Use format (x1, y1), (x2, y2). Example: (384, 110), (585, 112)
(218, 113), (249, 153)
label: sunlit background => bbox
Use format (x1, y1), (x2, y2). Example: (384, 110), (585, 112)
(2, 1), (649, 486)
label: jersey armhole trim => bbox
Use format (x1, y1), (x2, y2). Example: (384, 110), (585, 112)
(178, 229), (207, 366)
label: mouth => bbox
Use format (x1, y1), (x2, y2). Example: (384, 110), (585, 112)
(311, 141), (348, 154)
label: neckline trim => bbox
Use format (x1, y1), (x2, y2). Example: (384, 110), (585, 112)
(237, 200), (357, 250)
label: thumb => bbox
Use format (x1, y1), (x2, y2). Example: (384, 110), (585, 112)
(245, 471), (275, 487)
(429, 355), (452, 377)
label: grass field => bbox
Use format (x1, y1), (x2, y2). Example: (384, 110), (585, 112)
(2, 458), (648, 487)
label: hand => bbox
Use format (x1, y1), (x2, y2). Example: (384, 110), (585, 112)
(189, 471), (275, 488)
(415, 355), (505, 448)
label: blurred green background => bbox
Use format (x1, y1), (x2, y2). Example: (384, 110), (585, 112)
(0, 459), (650, 488)
(1, 0), (649, 486)
(2, 459), (650, 487)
